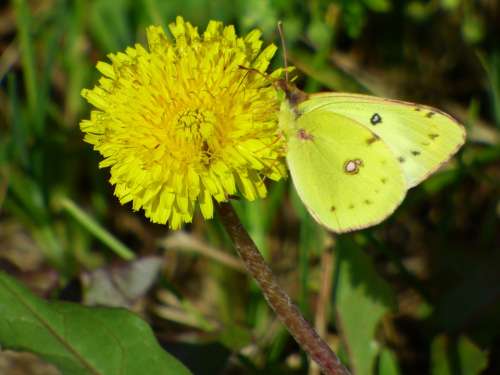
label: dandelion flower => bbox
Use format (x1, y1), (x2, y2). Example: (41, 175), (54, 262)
(80, 17), (287, 229)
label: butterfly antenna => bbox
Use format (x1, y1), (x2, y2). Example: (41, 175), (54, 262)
(277, 21), (289, 83)
(238, 65), (268, 80)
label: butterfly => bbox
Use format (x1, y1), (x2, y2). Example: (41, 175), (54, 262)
(277, 81), (466, 233)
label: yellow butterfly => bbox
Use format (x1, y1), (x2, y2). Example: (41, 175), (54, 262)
(277, 80), (465, 233)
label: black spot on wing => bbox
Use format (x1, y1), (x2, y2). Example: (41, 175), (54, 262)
(426, 112), (435, 118)
(398, 156), (405, 163)
(366, 134), (380, 145)
(370, 113), (382, 125)
(411, 150), (421, 156)
(428, 133), (439, 140)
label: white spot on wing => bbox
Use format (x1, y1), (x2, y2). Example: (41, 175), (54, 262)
(343, 159), (364, 174)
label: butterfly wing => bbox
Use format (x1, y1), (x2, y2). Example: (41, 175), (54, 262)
(286, 108), (406, 233)
(298, 93), (466, 187)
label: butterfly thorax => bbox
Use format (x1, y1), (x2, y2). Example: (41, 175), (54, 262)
(277, 81), (310, 136)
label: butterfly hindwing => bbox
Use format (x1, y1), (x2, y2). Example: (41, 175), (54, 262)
(298, 93), (466, 187)
(285, 107), (406, 233)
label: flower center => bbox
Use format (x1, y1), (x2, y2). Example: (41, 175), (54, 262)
(175, 109), (216, 142)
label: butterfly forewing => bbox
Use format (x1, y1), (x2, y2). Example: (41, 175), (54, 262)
(299, 93), (466, 187)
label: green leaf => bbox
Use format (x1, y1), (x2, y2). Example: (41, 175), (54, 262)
(334, 237), (396, 375)
(431, 335), (489, 375)
(0, 271), (192, 375)
(378, 348), (401, 375)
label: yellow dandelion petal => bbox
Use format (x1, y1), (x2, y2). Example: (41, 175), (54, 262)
(146, 25), (170, 53)
(199, 190), (214, 219)
(96, 62), (115, 79)
(80, 17), (287, 229)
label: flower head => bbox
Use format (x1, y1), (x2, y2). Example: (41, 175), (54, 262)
(80, 17), (286, 229)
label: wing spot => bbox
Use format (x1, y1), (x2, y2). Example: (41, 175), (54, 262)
(398, 156), (405, 163)
(366, 134), (380, 145)
(344, 159), (364, 175)
(421, 141), (431, 146)
(381, 177), (387, 184)
(330, 206), (336, 212)
(426, 112), (436, 118)
(415, 107), (421, 111)
(411, 150), (421, 156)
(370, 113), (382, 125)
(364, 199), (372, 205)
(297, 128), (314, 141)
(428, 133), (439, 140)
(349, 204), (355, 209)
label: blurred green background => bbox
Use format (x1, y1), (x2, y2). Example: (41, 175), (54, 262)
(1, 0), (499, 374)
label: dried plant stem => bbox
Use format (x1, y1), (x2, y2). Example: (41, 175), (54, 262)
(159, 232), (245, 272)
(217, 202), (350, 375)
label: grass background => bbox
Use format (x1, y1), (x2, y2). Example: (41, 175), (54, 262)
(1, 0), (499, 374)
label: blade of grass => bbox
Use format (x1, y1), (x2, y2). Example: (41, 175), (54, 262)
(37, 1), (65, 132)
(13, 0), (41, 134)
(0, 167), (8, 211)
(142, 0), (165, 26)
(477, 51), (500, 127)
(59, 197), (135, 260)
(64, 0), (90, 123)
(7, 74), (28, 166)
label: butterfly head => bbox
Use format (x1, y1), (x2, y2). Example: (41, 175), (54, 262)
(276, 79), (309, 108)
(237, 65), (308, 107)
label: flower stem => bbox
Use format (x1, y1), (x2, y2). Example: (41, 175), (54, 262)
(217, 202), (350, 375)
